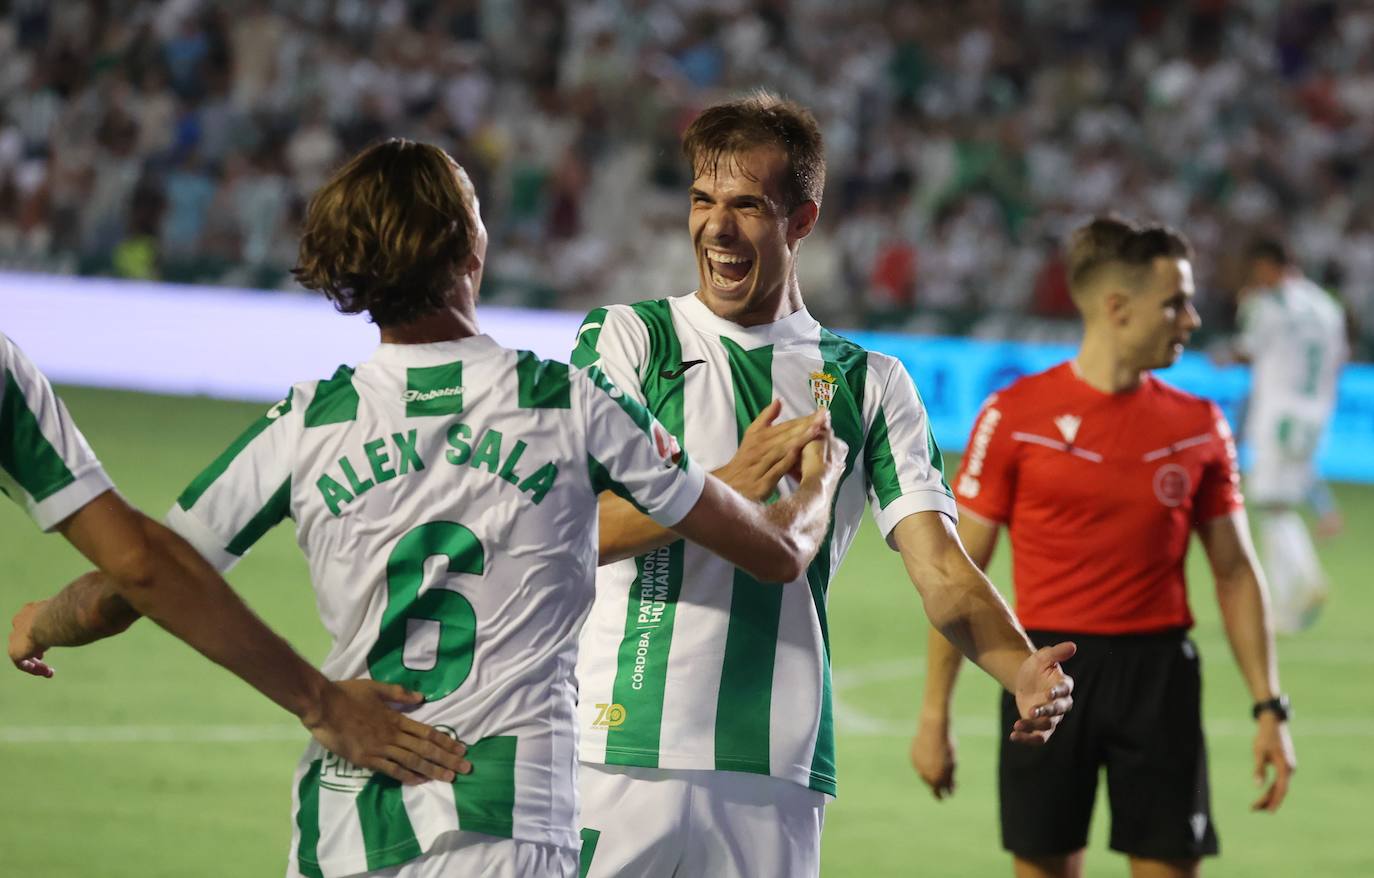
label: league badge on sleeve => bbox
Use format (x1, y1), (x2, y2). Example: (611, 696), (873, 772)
(810, 371), (837, 409)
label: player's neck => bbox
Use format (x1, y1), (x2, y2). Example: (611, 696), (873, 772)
(1073, 336), (1145, 395)
(378, 305), (481, 345)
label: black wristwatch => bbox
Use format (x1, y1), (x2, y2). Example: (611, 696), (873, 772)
(1252, 694), (1291, 722)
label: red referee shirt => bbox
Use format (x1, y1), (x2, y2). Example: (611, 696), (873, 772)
(954, 362), (1244, 634)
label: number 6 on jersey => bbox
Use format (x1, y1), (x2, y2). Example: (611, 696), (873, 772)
(367, 521), (483, 701)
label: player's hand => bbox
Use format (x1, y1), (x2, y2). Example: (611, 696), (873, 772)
(716, 400), (828, 501)
(798, 412), (847, 489)
(910, 715), (957, 799)
(1251, 712), (1296, 812)
(8, 601), (54, 678)
(1010, 641), (1076, 744)
(303, 680), (473, 785)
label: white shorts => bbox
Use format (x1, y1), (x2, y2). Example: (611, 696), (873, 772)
(1247, 415), (1322, 505)
(286, 831), (577, 878)
(578, 763), (826, 878)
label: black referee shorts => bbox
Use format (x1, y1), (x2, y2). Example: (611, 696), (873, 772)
(998, 628), (1219, 861)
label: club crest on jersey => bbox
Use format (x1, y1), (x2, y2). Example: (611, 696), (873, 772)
(810, 371), (837, 409)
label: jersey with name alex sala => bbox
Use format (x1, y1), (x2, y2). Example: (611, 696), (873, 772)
(1237, 274), (1347, 437)
(0, 331), (113, 529)
(954, 362), (1244, 635)
(166, 335), (705, 877)
(571, 294), (955, 796)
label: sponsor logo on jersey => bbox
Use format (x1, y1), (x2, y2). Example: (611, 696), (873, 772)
(958, 398), (1001, 498)
(319, 750), (374, 792)
(1153, 463), (1192, 507)
(402, 386), (463, 404)
(1054, 414), (1081, 445)
(591, 703), (627, 729)
(1190, 812), (1208, 843)
(810, 371), (837, 409)
(659, 359), (705, 380)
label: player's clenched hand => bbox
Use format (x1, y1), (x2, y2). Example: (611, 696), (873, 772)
(798, 412), (847, 488)
(1251, 713), (1296, 812)
(8, 601), (54, 678)
(1010, 641), (1076, 745)
(303, 680), (473, 785)
(716, 400), (828, 501)
(910, 717), (957, 799)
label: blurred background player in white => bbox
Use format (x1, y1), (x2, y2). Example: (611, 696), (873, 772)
(1231, 238), (1348, 631)
(571, 92), (1076, 878)
(4, 330), (471, 787)
(11, 138), (848, 878)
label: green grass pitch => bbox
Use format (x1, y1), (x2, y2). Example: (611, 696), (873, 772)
(1, 386), (1370, 876)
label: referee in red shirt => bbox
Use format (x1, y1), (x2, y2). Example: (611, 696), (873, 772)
(911, 217), (1296, 878)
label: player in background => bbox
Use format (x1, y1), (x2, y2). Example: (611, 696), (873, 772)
(10, 139), (848, 878)
(1228, 239), (1347, 631)
(912, 218), (1296, 878)
(570, 92), (1076, 878)
(3, 331), (470, 786)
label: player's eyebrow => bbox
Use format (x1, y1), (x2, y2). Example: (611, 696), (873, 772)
(689, 187), (713, 202)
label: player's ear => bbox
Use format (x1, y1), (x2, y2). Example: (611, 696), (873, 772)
(1104, 289), (1133, 325)
(787, 200), (820, 243)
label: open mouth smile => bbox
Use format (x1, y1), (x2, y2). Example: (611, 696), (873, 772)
(705, 249), (754, 290)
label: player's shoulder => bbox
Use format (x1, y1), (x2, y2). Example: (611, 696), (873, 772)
(982, 362), (1074, 415)
(1144, 374), (1225, 425)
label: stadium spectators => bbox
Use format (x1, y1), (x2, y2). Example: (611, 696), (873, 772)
(0, 0), (1369, 357)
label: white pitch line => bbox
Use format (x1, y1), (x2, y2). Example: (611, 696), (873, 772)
(0, 725), (305, 744)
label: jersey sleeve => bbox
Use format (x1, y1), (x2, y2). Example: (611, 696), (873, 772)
(1193, 402), (1245, 524)
(863, 359), (959, 541)
(570, 305), (650, 406)
(579, 367), (705, 528)
(952, 391), (1018, 525)
(0, 332), (114, 530)
(165, 391), (298, 572)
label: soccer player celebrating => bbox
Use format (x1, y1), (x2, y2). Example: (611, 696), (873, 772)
(912, 218), (1297, 878)
(3, 330), (471, 786)
(11, 139), (850, 877)
(1230, 239), (1347, 631)
(570, 92), (1075, 878)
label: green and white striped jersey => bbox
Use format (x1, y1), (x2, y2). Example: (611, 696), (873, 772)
(165, 335), (704, 877)
(1238, 275), (1347, 438)
(570, 294), (955, 796)
(0, 332), (113, 529)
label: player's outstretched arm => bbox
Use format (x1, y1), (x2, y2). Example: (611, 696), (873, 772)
(598, 400), (827, 564)
(1198, 509), (1296, 812)
(893, 512), (1074, 746)
(10, 491), (472, 786)
(668, 414), (846, 584)
(911, 511), (999, 796)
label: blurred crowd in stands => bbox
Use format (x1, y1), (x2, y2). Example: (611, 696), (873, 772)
(2, 0), (1371, 357)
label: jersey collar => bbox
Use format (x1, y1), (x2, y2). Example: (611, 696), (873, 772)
(370, 334), (504, 366)
(677, 292), (820, 346)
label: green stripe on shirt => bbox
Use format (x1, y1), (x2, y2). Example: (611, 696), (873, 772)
(453, 735), (518, 839)
(0, 370), (76, 504)
(516, 352), (572, 409)
(604, 299), (687, 768)
(303, 366), (359, 427)
(356, 775), (423, 869)
(714, 337), (783, 774)
(294, 759), (325, 878)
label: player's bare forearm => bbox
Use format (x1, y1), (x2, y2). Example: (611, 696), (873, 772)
(597, 492), (677, 564)
(598, 403), (828, 565)
(29, 572), (141, 648)
(670, 428), (845, 583)
(920, 624), (965, 721)
(894, 513), (1032, 693)
(1201, 511), (1282, 700)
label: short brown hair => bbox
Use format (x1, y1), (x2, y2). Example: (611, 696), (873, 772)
(682, 91), (825, 214)
(293, 139), (479, 327)
(1066, 216), (1193, 295)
